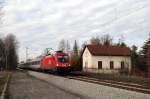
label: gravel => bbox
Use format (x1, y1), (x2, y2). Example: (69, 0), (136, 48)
(9, 71), (81, 99)
(29, 71), (150, 99)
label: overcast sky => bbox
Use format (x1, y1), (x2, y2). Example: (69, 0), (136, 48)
(0, 0), (150, 61)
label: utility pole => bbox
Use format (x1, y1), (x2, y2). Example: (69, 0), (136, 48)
(26, 47), (29, 62)
(45, 48), (53, 55)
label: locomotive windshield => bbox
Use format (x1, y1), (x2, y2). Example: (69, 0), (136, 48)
(57, 55), (69, 62)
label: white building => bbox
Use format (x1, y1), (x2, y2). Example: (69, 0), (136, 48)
(82, 45), (131, 74)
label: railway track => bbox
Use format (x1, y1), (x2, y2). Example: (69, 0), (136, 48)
(65, 75), (150, 94)
(22, 69), (150, 94)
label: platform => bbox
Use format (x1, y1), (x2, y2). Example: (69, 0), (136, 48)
(9, 71), (81, 99)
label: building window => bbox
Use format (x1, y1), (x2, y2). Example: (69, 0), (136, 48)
(121, 61), (125, 69)
(110, 61), (114, 69)
(98, 61), (102, 69)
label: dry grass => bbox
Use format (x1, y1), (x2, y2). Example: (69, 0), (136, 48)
(0, 71), (10, 94)
(79, 72), (150, 87)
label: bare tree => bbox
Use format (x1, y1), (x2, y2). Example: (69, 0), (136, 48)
(90, 34), (113, 45)
(58, 39), (71, 52)
(0, 1), (4, 70)
(90, 36), (100, 45)
(4, 34), (18, 70)
(0, 38), (5, 70)
(117, 35), (126, 46)
(58, 39), (66, 51)
(100, 34), (113, 45)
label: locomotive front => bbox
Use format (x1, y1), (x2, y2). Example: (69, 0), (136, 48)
(55, 53), (71, 73)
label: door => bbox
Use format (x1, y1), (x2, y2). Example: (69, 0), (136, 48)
(98, 61), (102, 69)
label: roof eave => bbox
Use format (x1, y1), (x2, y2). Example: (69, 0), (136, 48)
(92, 54), (131, 57)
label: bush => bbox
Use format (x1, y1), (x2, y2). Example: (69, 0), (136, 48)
(70, 55), (82, 71)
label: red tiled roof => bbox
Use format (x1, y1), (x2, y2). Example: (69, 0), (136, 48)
(86, 45), (131, 56)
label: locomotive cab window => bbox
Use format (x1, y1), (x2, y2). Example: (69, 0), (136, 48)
(57, 56), (69, 62)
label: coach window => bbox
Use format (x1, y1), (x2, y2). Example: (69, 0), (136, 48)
(38, 61), (40, 64)
(37, 61), (39, 65)
(110, 61), (114, 69)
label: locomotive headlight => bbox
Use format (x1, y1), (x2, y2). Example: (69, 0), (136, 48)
(56, 64), (59, 66)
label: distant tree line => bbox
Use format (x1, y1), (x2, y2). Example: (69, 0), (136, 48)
(0, 34), (18, 70)
(127, 34), (150, 77)
(58, 34), (150, 77)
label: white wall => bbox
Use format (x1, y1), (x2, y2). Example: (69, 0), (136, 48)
(92, 56), (131, 70)
(82, 47), (132, 73)
(82, 48), (92, 69)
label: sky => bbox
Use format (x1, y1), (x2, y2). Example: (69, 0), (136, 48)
(0, 0), (150, 61)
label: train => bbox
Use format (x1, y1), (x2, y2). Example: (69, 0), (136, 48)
(19, 51), (71, 73)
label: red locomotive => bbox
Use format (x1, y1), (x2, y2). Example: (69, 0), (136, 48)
(20, 51), (71, 73)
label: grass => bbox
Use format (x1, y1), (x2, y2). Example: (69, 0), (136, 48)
(79, 72), (150, 87)
(0, 71), (10, 95)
